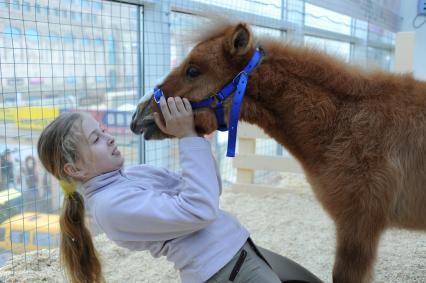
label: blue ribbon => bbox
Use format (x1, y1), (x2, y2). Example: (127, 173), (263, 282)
(153, 48), (263, 157)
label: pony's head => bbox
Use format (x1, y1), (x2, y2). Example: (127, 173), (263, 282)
(130, 22), (257, 139)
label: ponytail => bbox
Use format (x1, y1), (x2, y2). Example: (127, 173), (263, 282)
(59, 191), (104, 283)
(37, 112), (105, 282)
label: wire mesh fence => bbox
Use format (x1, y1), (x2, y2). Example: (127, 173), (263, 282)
(0, 0), (396, 274)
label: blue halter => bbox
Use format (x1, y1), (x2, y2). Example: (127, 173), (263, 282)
(153, 48), (263, 157)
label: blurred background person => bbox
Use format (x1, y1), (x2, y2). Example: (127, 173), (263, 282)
(1, 149), (15, 190)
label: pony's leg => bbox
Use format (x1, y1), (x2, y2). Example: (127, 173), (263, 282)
(332, 215), (385, 283)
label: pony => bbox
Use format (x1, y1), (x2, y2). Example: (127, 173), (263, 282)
(130, 21), (426, 283)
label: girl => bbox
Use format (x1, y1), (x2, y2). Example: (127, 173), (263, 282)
(37, 96), (282, 283)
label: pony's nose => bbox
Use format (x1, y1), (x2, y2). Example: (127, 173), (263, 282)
(130, 118), (135, 130)
(130, 118), (138, 133)
(130, 108), (139, 133)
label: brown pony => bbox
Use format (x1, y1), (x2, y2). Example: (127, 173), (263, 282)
(130, 21), (426, 283)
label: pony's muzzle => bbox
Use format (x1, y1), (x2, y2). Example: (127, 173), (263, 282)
(130, 103), (156, 136)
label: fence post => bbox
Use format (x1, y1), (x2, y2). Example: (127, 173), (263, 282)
(394, 32), (415, 73)
(236, 137), (256, 184)
(232, 123), (303, 193)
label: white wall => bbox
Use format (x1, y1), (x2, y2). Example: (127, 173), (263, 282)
(399, 1), (426, 80)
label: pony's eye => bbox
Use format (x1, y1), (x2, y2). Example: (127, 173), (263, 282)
(186, 66), (201, 78)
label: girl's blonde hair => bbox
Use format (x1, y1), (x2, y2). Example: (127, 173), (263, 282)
(37, 112), (104, 283)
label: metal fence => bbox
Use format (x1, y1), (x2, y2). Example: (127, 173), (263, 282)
(0, 0), (396, 272)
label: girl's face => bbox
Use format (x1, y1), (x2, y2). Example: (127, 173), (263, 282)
(75, 114), (124, 181)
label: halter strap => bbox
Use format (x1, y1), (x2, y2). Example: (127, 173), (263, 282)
(153, 48), (263, 157)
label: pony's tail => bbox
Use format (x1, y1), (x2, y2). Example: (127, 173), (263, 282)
(59, 191), (105, 283)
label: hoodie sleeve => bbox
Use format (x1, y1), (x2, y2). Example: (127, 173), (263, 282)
(96, 137), (221, 241)
(161, 142), (223, 196)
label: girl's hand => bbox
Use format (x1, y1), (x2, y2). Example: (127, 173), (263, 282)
(153, 96), (198, 138)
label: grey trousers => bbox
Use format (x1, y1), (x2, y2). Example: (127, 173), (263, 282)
(205, 241), (281, 283)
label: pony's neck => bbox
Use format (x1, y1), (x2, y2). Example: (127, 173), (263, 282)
(239, 42), (360, 162)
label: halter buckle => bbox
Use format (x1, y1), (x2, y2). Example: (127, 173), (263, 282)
(210, 94), (221, 108)
(232, 71), (248, 85)
(153, 88), (163, 105)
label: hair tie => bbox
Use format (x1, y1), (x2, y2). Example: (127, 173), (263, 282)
(59, 180), (77, 199)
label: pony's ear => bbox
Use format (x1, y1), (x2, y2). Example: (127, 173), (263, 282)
(227, 23), (253, 56)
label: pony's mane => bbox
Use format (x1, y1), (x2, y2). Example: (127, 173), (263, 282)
(178, 14), (277, 50)
(261, 39), (415, 97)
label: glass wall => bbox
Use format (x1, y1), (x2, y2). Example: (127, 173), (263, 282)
(194, 0), (283, 19)
(304, 35), (351, 62)
(367, 47), (392, 70)
(0, 0), (141, 267)
(303, 2), (394, 70)
(304, 3), (352, 35)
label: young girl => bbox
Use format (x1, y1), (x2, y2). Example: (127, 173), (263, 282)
(37, 96), (282, 283)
